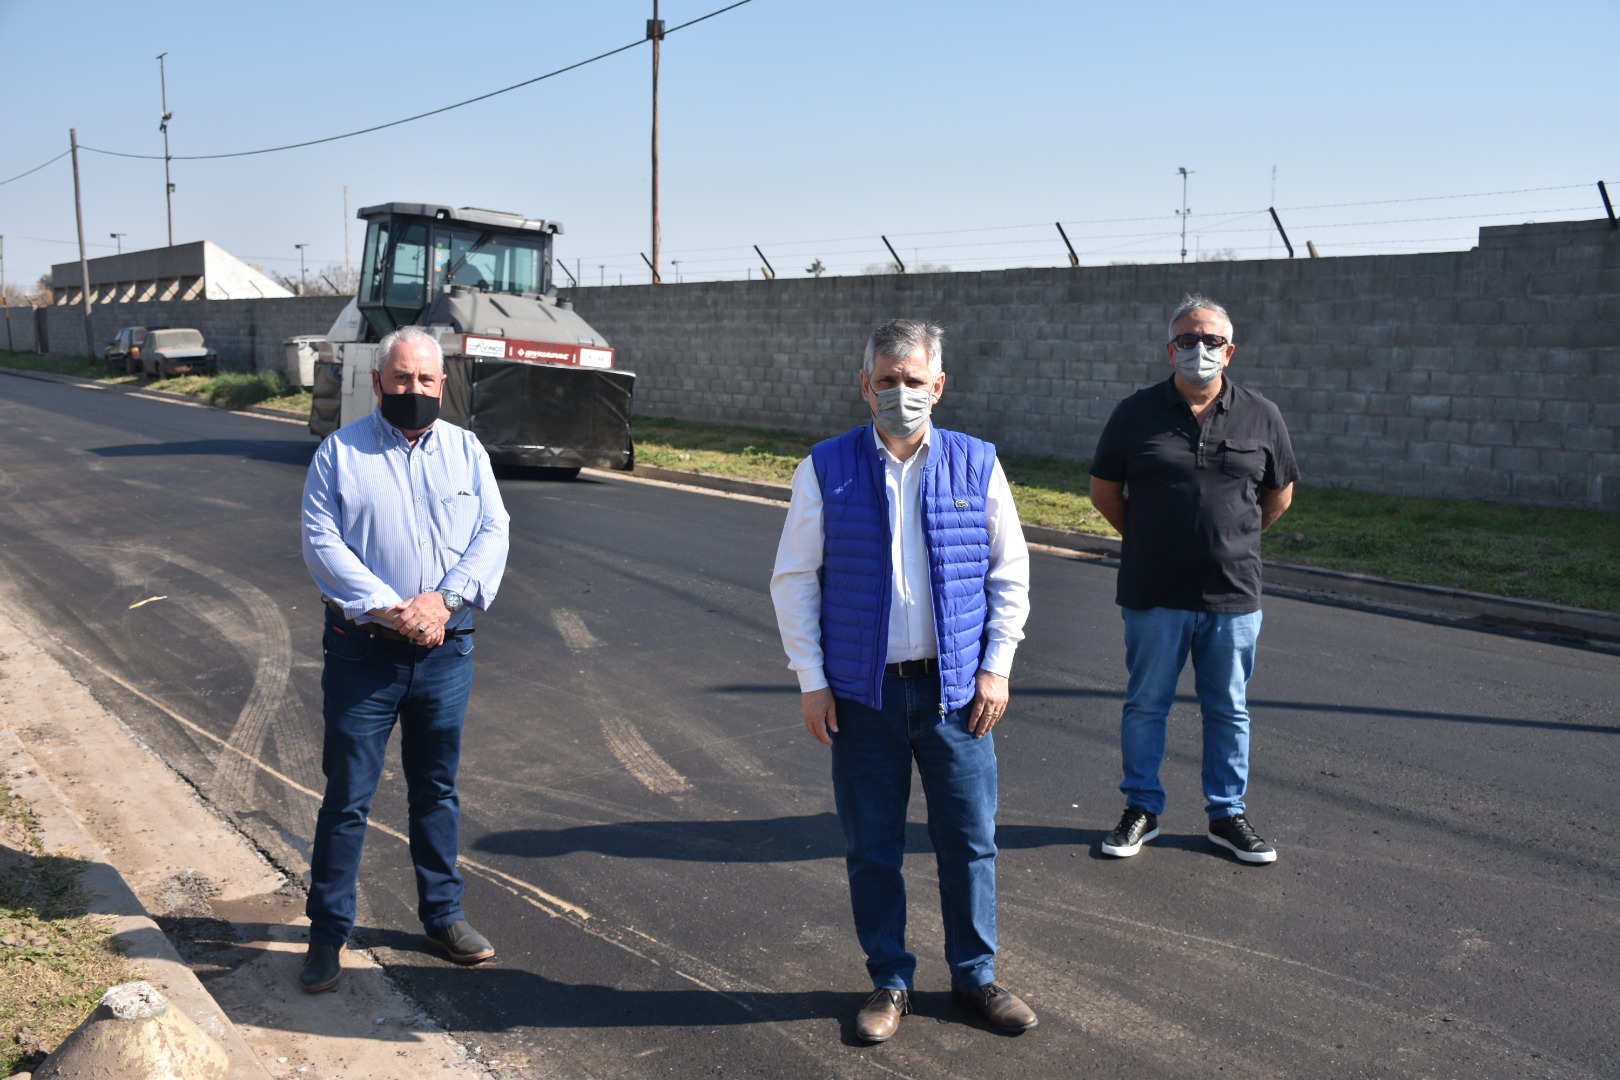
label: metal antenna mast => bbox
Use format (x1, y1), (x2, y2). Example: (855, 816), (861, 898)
(1176, 167), (1194, 263)
(157, 53), (175, 247)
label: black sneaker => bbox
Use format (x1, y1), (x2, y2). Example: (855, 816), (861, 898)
(1207, 813), (1277, 864)
(1101, 807), (1159, 857)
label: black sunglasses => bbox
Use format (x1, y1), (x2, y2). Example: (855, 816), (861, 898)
(1170, 333), (1230, 350)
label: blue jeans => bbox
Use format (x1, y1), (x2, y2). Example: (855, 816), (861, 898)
(306, 613), (476, 946)
(1118, 607), (1263, 820)
(830, 672), (998, 991)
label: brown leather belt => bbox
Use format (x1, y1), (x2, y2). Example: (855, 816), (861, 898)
(885, 658), (939, 678)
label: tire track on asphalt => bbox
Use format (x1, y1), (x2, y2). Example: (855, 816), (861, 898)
(121, 546), (320, 817)
(551, 606), (693, 795)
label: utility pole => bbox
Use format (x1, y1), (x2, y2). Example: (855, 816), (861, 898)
(71, 128), (94, 357)
(295, 243), (309, 296)
(648, 2), (665, 284)
(110, 233), (126, 255)
(1176, 166), (1194, 264)
(157, 53), (176, 247)
(343, 185), (351, 291)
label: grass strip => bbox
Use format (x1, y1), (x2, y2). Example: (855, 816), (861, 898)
(0, 350), (310, 415)
(633, 416), (1620, 612)
(0, 790), (136, 1075)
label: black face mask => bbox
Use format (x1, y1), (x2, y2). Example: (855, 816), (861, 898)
(378, 391), (441, 431)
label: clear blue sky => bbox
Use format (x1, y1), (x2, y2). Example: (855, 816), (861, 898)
(3, 0), (1616, 291)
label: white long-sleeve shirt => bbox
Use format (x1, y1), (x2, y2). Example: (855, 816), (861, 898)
(769, 423), (1031, 694)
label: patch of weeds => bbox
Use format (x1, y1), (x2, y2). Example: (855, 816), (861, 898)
(207, 369), (291, 409)
(0, 350), (105, 379)
(0, 791), (136, 1075)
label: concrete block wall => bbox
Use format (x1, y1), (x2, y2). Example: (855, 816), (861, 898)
(562, 219), (1619, 511)
(0, 305), (41, 352)
(43, 296), (348, 373)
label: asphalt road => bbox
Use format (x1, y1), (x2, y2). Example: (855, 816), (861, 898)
(3, 368), (1617, 1080)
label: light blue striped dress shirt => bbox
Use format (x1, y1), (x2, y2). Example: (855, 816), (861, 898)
(302, 411), (510, 626)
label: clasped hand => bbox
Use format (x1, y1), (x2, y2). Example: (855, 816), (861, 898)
(371, 592), (452, 647)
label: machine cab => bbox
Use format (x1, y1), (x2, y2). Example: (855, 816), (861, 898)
(354, 202), (560, 342)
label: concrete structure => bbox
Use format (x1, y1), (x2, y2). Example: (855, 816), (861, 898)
(560, 218), (1619, 511)
(51, 241), (293, 305)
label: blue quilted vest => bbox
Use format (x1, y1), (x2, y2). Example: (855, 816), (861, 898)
(811, 424), (995, 715)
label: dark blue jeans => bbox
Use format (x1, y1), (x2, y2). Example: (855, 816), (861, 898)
(831, 672), (999, 992)
(306, 613), (475, 946)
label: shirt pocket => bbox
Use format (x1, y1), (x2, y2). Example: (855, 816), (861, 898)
(1219, 440), (1264, 481)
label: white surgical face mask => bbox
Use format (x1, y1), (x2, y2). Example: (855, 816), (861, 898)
(871, 384), (934, 439)
(1174, 343), (1225, 387)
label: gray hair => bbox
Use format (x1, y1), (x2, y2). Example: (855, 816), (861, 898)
(377, 325), (445, 372)
(861, 319), (944, 377)
(1167, 294), (1233, 341)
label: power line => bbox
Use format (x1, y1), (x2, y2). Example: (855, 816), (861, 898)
(0, 149), (71, 188)
(1276, 184), (1586, 211)
(78, 0), (756, 163)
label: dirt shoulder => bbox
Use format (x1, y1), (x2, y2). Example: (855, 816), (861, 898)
(0, 604), (482, 1079)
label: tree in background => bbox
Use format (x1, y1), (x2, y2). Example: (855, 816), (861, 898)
(862, 262), (951, 275)
(806, 259), (827, 278)
(267, 263), (356, 296)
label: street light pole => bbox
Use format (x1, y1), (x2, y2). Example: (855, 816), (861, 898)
(295, 243), (308, 296)
(1176, 166), (1194, 264)
(157, 53), (175, 247)
(110, 233), (126, 255)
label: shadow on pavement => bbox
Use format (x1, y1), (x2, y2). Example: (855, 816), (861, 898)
(87, 439), (317, 468)
(356, 926), (1029, 1039)
(475, 811), (1077, 864)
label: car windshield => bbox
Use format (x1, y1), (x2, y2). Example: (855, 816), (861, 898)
(148, 330), (204, 349)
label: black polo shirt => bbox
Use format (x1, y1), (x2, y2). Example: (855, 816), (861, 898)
(1091, 375), (1299, 613)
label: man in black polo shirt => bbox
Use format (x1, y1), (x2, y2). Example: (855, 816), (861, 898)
(1088, 295), (1298, 864)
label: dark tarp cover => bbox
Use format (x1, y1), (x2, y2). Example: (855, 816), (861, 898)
(438, 356), (635, 469)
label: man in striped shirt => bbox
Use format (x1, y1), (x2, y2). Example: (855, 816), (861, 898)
(299, 326), (510, 992)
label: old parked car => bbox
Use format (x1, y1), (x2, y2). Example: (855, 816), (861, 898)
(104, 326), (163, 375)
(141, 328), (219, 378)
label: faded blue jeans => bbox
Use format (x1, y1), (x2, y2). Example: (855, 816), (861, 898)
(831, 672), (999, 992)
(1118, 607), (1263, 821)
(306, 612), (475, 946)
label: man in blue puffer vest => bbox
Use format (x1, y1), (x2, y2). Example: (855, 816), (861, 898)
(771, 319), (1035, 1042)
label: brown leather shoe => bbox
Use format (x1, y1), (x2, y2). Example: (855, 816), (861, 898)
(954, 982), (1038, 1032)
(855, 988), (911, 1042)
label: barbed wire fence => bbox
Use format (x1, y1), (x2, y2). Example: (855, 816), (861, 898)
(560, 185), (1606, 287)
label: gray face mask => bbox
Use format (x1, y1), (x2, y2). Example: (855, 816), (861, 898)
(871, 384), (934, 439)
(1174, 343), (1226, 387)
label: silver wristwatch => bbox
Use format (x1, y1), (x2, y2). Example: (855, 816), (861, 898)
(438, 589), (464, 612)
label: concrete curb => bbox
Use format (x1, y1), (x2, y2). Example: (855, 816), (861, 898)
(600, 465), (1620, 647)
(2, 728), (275, 1080)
